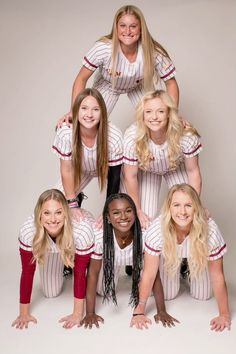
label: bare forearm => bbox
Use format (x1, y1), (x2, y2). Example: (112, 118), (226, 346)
(72, 298), (84, 316)
(165, 78), (179, 107)
(124, 175), (141, 211)
(187, 170), (202, 195)
(19, 303), (30, 316)
(60, 163), (76, 199)
(212, 276), (230, 317)
(152, 271), (166, 313)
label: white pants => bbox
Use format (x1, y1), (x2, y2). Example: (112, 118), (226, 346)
(159, 256), (211, 301)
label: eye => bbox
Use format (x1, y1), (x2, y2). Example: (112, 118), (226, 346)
(93, 108), (100, 112)
(130, 25), (137, 29)
(126, 208), (133, 214)
(172, 203), (180, 207)
(186, 204), (192, 208)
(145, 110), (152, 114)
(56, 210), (62, 215)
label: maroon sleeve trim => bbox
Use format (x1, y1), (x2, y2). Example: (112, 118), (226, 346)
(123, 156), (138, 162)
(160, 67), (176, 79)
(183, 143), (202, 156)
(209, 244), (226, 258)
(76, 243), (94, 253)
(144, 242), (161, 254)
(84, 56), (98, 69)
(52, 145), (72, 157)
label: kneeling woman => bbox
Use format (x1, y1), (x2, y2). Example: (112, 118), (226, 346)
(131, 184), (231, 331)
(12, 189), (94, 329)
(82, 193), (178, 328)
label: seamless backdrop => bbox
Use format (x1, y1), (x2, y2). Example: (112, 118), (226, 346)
(0, 1), (235, 353)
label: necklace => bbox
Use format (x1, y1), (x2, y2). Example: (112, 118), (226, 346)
(120, 234), (130, 246)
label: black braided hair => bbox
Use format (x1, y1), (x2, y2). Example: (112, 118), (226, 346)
(102, 193), (143, 307)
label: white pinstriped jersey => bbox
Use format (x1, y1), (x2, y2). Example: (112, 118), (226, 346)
(19, 210), (95, 256)
(52, 122), (123, 173)
(91, 225), (146, 266)
(123, 123), (202, 175)
(82, 41), (176, 94)
(144, 216), (227, 260)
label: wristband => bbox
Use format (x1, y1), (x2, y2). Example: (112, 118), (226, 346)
(132, 313), (145, 317)
(67, 198), (79, 209)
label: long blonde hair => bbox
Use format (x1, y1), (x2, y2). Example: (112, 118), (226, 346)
(72, 88), (108, 191)
(161, 184), (208, 279)
(135, 90), (200, 169)
(100, 5), (170, 91)
(32, 189), (74, 267)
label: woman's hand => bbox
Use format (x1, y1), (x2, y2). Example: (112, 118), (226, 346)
(210, 315), (231, 332)
(11, 314), (37, 329)
(81, 313), (104, 329)
(56, 111), (72, 129)
(130, 314), (152, 330)
(137, 209), (151, 229)
(70, 207), (84, 222)
(59, 313), (83, 329)
(154, 311), (180, 328)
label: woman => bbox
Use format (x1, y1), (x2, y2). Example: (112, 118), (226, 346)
(123, 89), (202, 228)
(130, 184), (231, 332)
(81, 193), (178, 328)
(52, 88), (123, 220)
(12, 189), (94, 329)
(58, 4), (178, 125)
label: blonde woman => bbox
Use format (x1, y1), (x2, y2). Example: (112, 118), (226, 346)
(12, 189), (95, 329)
(123, 89), (202, 228)
(58, 4), (178, 126)
(53, 88), (123, 220)
(130, 184), (230, 332)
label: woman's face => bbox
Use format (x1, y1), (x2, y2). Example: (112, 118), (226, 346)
(40, 199), (65, 238)
(107, 198), (135, 233)
(117, 14), (141, 47)
(143, 97), (169, 134)
(170, 191), (195, 230)
(78, 95), (101, 130)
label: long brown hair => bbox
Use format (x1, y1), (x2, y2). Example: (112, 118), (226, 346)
(72, 88), (108, 191)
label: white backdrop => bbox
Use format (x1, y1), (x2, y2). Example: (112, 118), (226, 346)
(0, 1), (235, 352)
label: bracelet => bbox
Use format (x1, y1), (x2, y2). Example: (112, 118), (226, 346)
(133, 313), (145, 317)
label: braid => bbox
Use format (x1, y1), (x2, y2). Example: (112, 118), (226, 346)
(102, 193), (143, 306)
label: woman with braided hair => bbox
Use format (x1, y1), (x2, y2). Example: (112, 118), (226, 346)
(81, 193), (178, 328)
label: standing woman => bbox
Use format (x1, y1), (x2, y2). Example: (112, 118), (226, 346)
(81, 193), (177, 328)
(59, 4), (178, 124)
(53, 88), (123, 219)
(123, 90), (202, 228)
(130, 184), (231, 332)
(12, 189), (94, 329)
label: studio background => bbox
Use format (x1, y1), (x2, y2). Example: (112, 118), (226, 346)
(1, 1), (235, 353)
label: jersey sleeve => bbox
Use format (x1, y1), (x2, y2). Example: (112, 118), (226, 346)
(181, 133), (203, 158)
(91, 228), (103, 260)
(19, 248), (36, 304)
(155, 53), (176, 81)
(72, 218), (95, 256)
(123, 124), (139, 166)
(52, 124), (72, 160)
(82, 41), (111, 72)
(18, 216), (35, 251)
(73, 253), (91, 299)
(207, 219), (227, 261)
(144, 217), (162, 256)
(108, 123), (123, 166)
